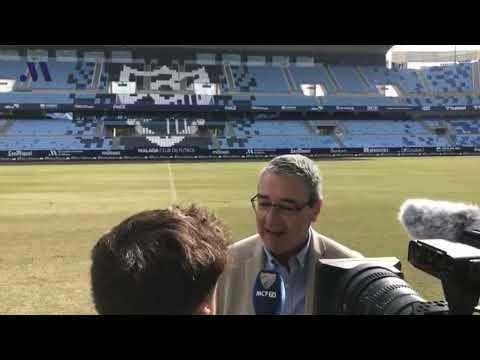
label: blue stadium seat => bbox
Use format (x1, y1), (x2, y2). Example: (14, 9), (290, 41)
(289, 65), (336, 93)
(421, 63), (473, 93)
(328, 65), (368, 92)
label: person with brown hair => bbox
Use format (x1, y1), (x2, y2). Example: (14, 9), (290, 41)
(90, 204), (229, 315)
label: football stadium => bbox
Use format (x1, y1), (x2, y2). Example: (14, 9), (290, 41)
(1, 45), (479, 314)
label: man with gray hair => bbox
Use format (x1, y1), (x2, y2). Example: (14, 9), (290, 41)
(216, 154), (362, 315)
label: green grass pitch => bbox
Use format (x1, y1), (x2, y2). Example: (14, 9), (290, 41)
(0, 157), (478, 314)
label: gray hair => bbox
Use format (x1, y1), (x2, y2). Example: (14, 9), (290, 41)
(259, 154), (323, 203)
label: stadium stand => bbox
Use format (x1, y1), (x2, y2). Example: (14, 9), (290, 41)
(4, 118), (96, 136)
(359, 66), (425, 94)
(29, 61), (76, 89)
(1, 114), (480, 152)
(340, 134), (450, 147)
(420, 63), (473, 93)
(2, 56), (480, 108)
(229, 65), (289, 92)
(342, 120), (425, 134)
(252, 95), (318, 107)
(185, 63), (229, 92)
(320, 96), (398, 106)
(289, 64), (337, 93)
(328, 65), (368, 93)
(401, 95), (477, 107)
(449, 119), (480, 133)
(2, 47), (480, 158)
(0, 60), (29, 81)
(0, 92), (74, 104)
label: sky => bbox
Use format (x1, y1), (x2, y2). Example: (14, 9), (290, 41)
(390, 45), (480, 52)
(387, 45), (480, 68)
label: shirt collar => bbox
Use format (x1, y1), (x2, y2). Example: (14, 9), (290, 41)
(264, 228), (312, 269)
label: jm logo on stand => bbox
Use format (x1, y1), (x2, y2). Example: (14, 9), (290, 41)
(20, 62), (52, 82)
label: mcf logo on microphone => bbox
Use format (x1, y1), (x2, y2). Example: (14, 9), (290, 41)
(256, 272), (277, 298)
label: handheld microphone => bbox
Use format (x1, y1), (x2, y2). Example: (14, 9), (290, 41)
(398, 198), (480, 243)
(252, 270), (286, 315)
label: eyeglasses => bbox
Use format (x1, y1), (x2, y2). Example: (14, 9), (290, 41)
(250, 194), (311, 216)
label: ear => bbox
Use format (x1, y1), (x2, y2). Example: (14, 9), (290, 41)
(197, 302), (214, 315)
(310, 199), (323, 223)
(196, 290), (216, 315)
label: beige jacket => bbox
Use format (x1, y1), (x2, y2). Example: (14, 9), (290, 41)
(215, 228), (363, 315)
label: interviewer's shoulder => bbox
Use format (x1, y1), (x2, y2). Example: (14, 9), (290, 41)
(318, 233), (363, 258)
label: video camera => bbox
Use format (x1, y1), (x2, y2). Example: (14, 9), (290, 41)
(314, 229), (480, 315)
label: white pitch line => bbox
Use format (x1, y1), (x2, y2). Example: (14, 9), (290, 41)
(167, 161), (178, 204)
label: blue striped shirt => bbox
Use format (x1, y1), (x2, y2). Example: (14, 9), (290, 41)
(263, 231), (311, 315)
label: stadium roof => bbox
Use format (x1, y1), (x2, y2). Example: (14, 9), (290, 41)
(118, 45), (393, 55)
(0, 45), (393, 55)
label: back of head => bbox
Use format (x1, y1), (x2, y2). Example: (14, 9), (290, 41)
(90, 205), (229, 315)
(261, 154), (323, 203)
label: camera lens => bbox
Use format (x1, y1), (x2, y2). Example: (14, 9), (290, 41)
(339, 264), (425, 315)
(315, 259), (427, 315)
